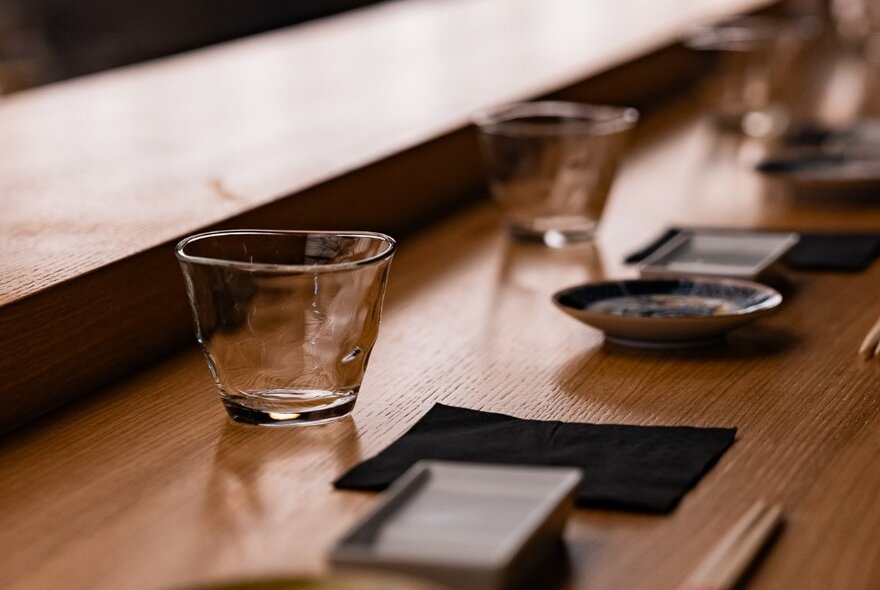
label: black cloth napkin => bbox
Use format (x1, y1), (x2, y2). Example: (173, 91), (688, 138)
(334, 404), (736, 513)
(624, 227), (880, 272)
(783, 233), (880, 271)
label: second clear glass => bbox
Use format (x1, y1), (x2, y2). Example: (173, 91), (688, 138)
(473, 101), (638, 247)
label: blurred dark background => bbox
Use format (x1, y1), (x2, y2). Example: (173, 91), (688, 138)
(0, 0), (383, 93)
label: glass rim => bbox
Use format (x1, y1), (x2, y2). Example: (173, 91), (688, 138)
(471, 101), (639, 138)
(174, 229), (397, 273)
(683, 16), (797, 51)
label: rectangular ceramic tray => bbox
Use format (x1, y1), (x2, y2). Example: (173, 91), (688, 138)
(330, 460), (582, 590)
(638, 228), (799, 280)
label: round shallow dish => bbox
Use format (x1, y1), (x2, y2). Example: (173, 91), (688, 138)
(552, 278), (782, 348)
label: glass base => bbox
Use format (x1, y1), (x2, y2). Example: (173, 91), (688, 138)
(222, 392), (357, 426)
(709, 108), (790, 138)
(507, 223), (597, 247)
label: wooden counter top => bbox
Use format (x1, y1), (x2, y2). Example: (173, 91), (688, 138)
(3, 94), (880, 589)
(0, 0), (768, 307)
(0, 0), (773, 433)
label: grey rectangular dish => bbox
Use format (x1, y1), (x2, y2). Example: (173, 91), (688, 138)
(330, 460), (582, 590)
(638, 229), (799, 280)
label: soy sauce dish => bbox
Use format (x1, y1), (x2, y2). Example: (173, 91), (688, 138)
(552, 279), (782, 348)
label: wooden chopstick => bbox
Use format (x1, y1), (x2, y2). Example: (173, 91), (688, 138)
(677, 500), (783, 590)
(859, 314), (880, 359)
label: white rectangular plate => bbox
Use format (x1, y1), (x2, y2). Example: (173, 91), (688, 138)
(639, 229), (799, 280)
(330, 461), (582, 590)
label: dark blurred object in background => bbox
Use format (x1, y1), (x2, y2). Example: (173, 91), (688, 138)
(0, 0), (382, 93)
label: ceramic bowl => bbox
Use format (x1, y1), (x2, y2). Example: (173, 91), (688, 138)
(552, 278), (782, 347)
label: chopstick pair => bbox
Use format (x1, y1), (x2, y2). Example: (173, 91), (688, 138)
(677, 500), (783, 590)
(859, 314), (880, 360)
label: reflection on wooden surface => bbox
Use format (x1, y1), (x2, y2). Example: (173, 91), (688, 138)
(0, 0), (773, 436)
(0, 0), (770, 307)
(2, 82), (880, 588)
(203, 420), (363, 548)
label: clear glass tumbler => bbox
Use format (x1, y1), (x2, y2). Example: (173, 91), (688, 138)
(473, 101), (638, 247)
(176, 230), (396, 426)
(684, 17), (807, 137)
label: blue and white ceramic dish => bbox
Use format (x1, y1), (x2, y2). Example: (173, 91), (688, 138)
(552, 278), (782, 347)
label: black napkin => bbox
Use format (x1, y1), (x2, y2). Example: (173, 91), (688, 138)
(783, 233), (880, 271)
(334, 404), (736, 513)
(624, 227), (880, 272)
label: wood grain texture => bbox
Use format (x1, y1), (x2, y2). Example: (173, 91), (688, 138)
(2, 89), (880, 589)
(0, 0), (771, 307)
(0, 25), (719, 432)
